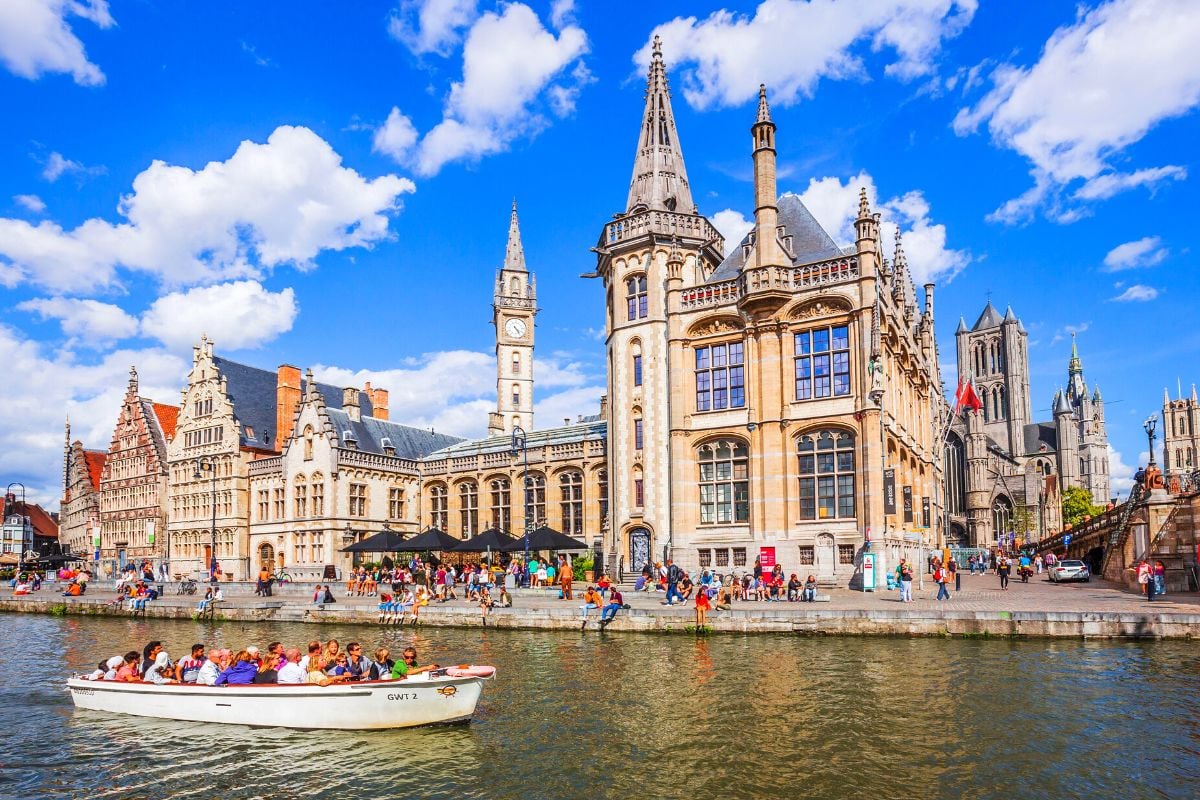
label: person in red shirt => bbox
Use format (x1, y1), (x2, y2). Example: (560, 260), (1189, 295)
(115, 651), (142, 682)
(599, 588), (624, 626)
(695, 586), (713, 626)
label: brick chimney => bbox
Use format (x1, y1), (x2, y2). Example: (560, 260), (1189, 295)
(276, 364), (302, 453)
(365, 381), (389, 420)
(343, 387), (361, 422)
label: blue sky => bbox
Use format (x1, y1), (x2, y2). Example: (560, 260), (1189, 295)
(2, 0), (1198, 506)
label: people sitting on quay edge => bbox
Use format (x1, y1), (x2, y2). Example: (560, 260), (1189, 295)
(197, 585), (223, 613)
(215, 650), (259, 685)
(787, 574), (802, 601)
(599, 587), (624, 625)
(714, 584), (734, 611)
(596, 572), (612, 598)
(495, 586), (513, 608)
(176, 644), (206, 683)
(580, 586), (604, 624)
(678, 572), (694, 602)
(802, 575), (818, 602)
(694, 584), (713, 626)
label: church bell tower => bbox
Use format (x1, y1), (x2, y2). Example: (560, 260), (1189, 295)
(489, 201), (536, 437)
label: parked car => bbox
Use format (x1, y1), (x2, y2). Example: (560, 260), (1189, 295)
(1049, 559), (1090, 583)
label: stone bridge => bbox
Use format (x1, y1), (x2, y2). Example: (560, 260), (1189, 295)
(1033, 483), (1200, 592)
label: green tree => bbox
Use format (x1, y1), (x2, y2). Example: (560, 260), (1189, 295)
(1061, 486), (1103, 527)
(1012, 505), (1037, 539)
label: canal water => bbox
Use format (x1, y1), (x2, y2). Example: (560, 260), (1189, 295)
(1, 615), (1196, 799)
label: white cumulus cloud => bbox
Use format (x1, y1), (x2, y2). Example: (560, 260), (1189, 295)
(141, 280), (298, 351)
(388, 0), (479, 56)
(638, 0), (976, 110)
(0, 126), (415, 293)
(955, 0), (1200, 223)
(14, 194), (46, 214)
(373, 106), (420, 161)
(710, 209), (754, 256)
(17, 296), (139, 347)
(412, 3), (588, 175)
(1111, 284), (1159, 303)
(1103, 236), (1168, 271)
(0, 0), (113, 86)
(1108, 444), (1136, 495)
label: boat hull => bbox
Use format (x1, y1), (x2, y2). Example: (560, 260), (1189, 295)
(67, 674), (488, 730)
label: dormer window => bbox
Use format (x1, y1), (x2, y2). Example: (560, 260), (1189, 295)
(342, 429), (357, 449)
(381, 436), (395, 455)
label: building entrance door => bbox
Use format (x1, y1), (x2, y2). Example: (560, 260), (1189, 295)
(259, 543), (275, 571)
(815, 533), (836, 578)
(629, 528), (651, 574)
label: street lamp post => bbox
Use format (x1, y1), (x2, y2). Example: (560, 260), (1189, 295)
(511, 425), (531, 567)
(193, 458), (218, 582)
(5, 482), (28, 561)
(1144, 414), (1158, 467)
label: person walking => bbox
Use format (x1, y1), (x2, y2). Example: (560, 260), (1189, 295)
(1154, 560), (1167, 598)
(934, 562), (950, 601)
(1034, 554), (1044, 575)
(560, 558), (575, 600)
(1143, 561), (1157, 602)
(949, 558), (960, 592)
(897, 559), (913, 603)
(997, 556), (1011, 590)
(663, 559), (683, 606)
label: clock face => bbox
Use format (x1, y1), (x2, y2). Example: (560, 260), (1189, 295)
(504, 318), (527, 338)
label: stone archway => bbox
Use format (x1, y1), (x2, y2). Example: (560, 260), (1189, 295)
(815, 533), (836, 578)
(258, 543), (275, 572)
(628, 527), (651, 574)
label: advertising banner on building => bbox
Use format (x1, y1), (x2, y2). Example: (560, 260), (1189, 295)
(902, 486), (914, 524)
(862, 553), (876, 591)
(922, 497), (931, 529)
(759, 546), (776, 570)
(884, 469), (897, 515)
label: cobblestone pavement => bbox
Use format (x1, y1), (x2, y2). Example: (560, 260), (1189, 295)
(28, 570), (1198, 617)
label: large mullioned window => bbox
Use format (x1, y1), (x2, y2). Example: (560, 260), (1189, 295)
(795, 325), (850, 400)
(626, 276), (647, 321)
(695, 342), (745, 412)
(798, 430), (856, 520)
(698, 440), (750, 524)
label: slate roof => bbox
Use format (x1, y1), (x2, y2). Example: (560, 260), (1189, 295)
(427, 418), (606, 459)
(1022, 422), (1058, 455)
(972, 301), (1005, 331)
(709, 193), (848, 283)
(212, 357), (374, 450)
(325, 408), (463, 460)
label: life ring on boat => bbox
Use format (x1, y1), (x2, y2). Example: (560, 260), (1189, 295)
(444, 665), (496, 678)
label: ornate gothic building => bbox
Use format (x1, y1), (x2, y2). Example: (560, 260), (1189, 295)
(1162, 386), (1199, 477)
(595, 42), (944, 583)
(945, 306), (1110, 546)
(60, 430), (105, 560)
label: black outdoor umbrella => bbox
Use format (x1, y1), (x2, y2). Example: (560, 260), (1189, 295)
(339, 526), (410, 553)
(453, 527), (519, 552)
(393, 527), (461, 552)
(500, 525), (590, 552)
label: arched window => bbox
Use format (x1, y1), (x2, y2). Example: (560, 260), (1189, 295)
(597, 469), (608, 526)
(626, 275), (648, 321)
(944, 433), (966, 514)
(490, 478), (511, 531)
(510, 276), (520, 296)
(632, 342), (643, 387)
(458, 482), (478, 538)
(303, 425), (314, 460)
(559, 471), (584, 535)
(992, 496), (1013, 542)
(1177, 449), (1183, 470)
(633, 466), (644, 508)
(512, 352), (521, 375)
(526, 473), (546, 525)
(511, 384), (520, 409)
(294, 473), (307, 517)
(798, 430), (856, 520)
(998, 386), (1006, 420)
(430, 484), (448, 530)
(633, 410), (643, 450)
(311, 472), (324, 516)
(698, 440), (749, 524)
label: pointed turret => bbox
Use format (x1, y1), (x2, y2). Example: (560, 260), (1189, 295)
(1068, 333), (1082, 376)
(1192, 383), (1197, 403)
(750, 83), (784, 267)
(1003, 305), (1018, 324)
(504, 199), (526, 272)
(626, 36), (695, 214)
(1054, 388), (1072, 415)
(1066, 333), (1087, 404)
(1093, 384), (1102, 402)
(956, 316), (968, 334)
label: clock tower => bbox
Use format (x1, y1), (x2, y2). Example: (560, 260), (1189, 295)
(489, 201), (537, 437)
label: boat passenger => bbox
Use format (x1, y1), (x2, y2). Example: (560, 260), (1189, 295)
(277, 649), (306, 684)
(85, 661), (107, 680)
(145, 651), (178, 685)
(245, 646), (262, 668)
(214, 650), (258, 685)
(391, 647), (439, 680)
(140, 641), (163, 676)
(306, 656), (350, 686)
(176, 644), (206, 684)
(115, 651), (142, 682)
(300, 641), (322, 672)
(324, 639), (341, 662)
(368, 647), (395, 680)
(102, 655), (124, 680)
(344, 643), (370, 680)
(195, 649), (226, 685)
(265, 641), (285, 671)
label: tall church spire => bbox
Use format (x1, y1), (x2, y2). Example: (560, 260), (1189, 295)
(626, 36), (695, 214)
(504, 199), (526, 272)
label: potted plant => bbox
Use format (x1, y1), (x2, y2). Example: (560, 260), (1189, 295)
(573, 552), (595, 583)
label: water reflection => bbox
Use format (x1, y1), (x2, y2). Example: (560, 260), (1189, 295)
(0, 616), (1196, 800)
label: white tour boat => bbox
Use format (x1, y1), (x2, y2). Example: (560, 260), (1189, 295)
(66, 668), (495, 730)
